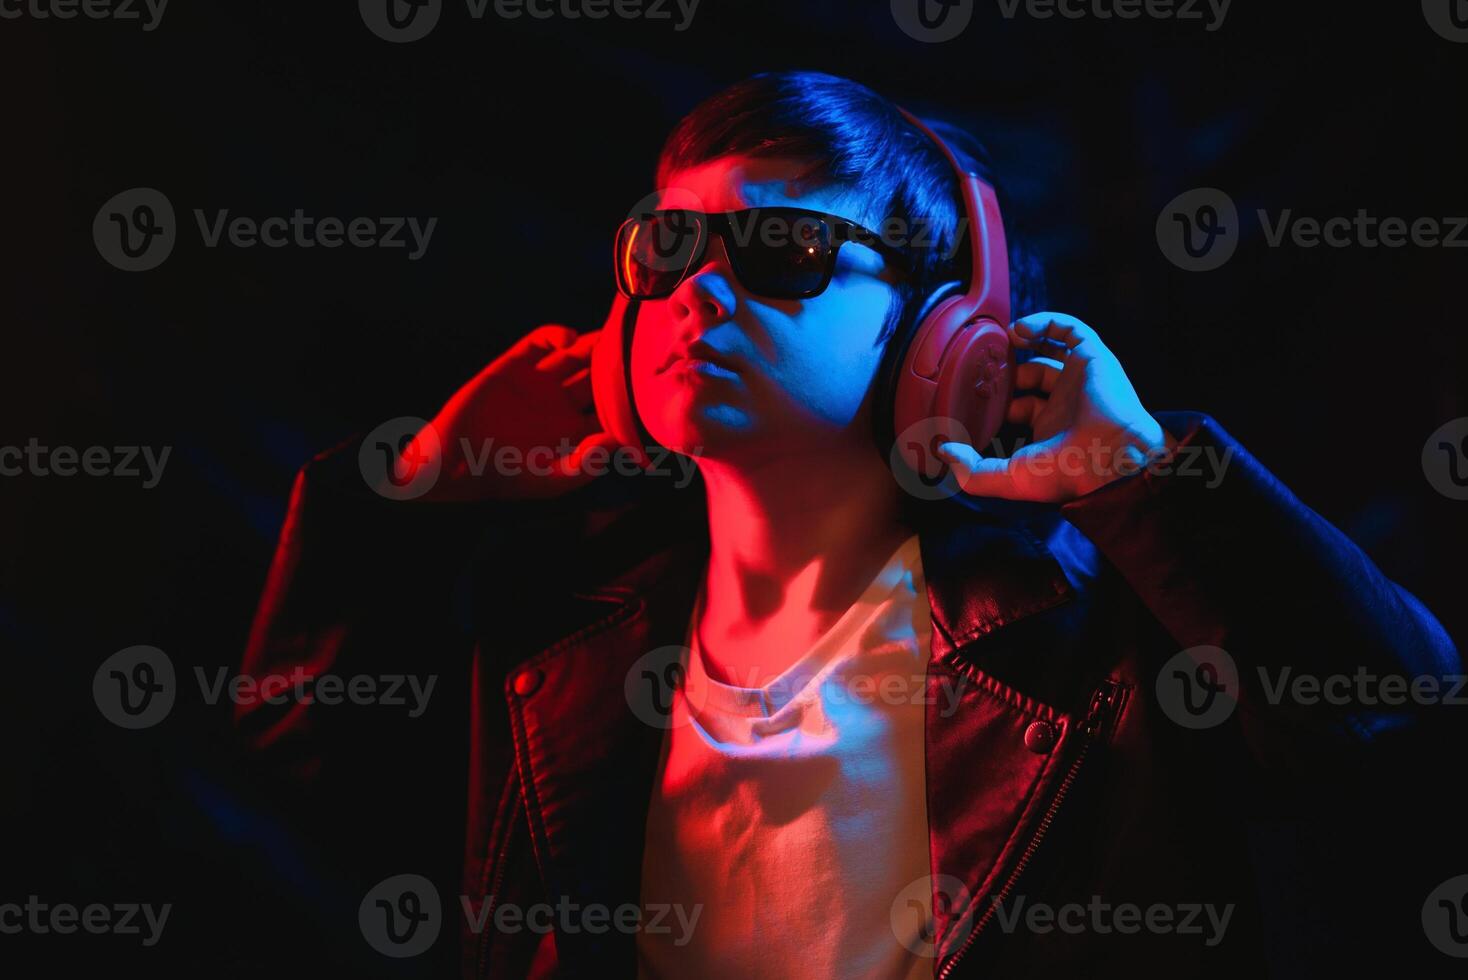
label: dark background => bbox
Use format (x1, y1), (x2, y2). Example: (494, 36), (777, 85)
(4, 0), (1466, 975)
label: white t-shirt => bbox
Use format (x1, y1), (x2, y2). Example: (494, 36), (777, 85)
(637, 532), (935, 980)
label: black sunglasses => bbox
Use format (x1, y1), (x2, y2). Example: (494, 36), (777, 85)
(614, 206), (912, 301)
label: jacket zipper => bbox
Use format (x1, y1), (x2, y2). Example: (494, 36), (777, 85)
(476, 780), (522, 978)
(936, 679), (1121, 980)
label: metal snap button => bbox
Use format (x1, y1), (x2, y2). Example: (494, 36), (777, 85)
(512, 668), (543, 698)
(1024, 719), (1056, 754)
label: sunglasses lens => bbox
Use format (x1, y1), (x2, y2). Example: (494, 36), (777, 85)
(615, 209), (842, 300)
(729, 210), (833, 298)
(616, 210), (703, 298)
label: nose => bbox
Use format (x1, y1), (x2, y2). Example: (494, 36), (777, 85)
(669, 234), (737, 325)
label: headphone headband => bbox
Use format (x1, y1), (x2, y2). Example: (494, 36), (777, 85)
(894, 106), (1009, 328)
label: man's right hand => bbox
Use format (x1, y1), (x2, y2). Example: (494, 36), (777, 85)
(389, 323), (625, 502)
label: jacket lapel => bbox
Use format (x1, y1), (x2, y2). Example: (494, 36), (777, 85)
(502, 494), (709, 976)
(916, 501), (1089, 969)
(918, 499), (1076, 658)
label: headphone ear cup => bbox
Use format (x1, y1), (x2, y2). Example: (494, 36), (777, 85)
(590, 294), (655, 468)
(873, 281), (964, 457)
(934, 316), (1014, 454)
(913, 280), (964, 326)
(891, 297), (1014, 481)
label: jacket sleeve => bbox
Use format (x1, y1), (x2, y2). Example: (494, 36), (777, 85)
(232, 429), (663, 964)
(235, 433), (598, 778)
(1058, 410), (1460, 759)
(228, 432), (625, 969)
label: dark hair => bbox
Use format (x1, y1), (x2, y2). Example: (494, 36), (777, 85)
(654, 70), (1047, 347)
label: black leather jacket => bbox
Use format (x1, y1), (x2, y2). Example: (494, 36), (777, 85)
(237, 410), (1460, 978)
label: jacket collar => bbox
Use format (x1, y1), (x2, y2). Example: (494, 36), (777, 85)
(914, 494), (1077, 661)
(581, 478), (1079, 661)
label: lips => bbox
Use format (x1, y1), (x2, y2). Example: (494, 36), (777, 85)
(657, 339), (741, 375)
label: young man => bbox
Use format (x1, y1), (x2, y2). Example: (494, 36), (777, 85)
(238, 72), (1459, 978)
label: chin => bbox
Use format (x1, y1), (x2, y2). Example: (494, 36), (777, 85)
(644, 402), (759, 462)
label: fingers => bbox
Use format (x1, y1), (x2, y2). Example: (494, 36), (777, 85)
(561, 404), (606, 443)
(1006, 394), (1045, 427)
(497, 323), (598, 375)
(1015, 357), (1065, 393)
(1011, 312), (1109, 362)
(937, 436), (1072, 502)
(555, 430), (631, 482)
(1012, 312), (1085, 346)
(934, 440), (1019, 500)
(536, 329), (600, 374)
(510, 323), (579, 356)
(561, 365), (594, 409)
(493, 324), (576, 373)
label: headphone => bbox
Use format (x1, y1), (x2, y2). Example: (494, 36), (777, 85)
(589, 107), (1014, 479)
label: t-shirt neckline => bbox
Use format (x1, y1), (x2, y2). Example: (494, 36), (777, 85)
(687, 532), (923, 718)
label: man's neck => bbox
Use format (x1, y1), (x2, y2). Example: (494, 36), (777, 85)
(694, 445), (916, 688)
